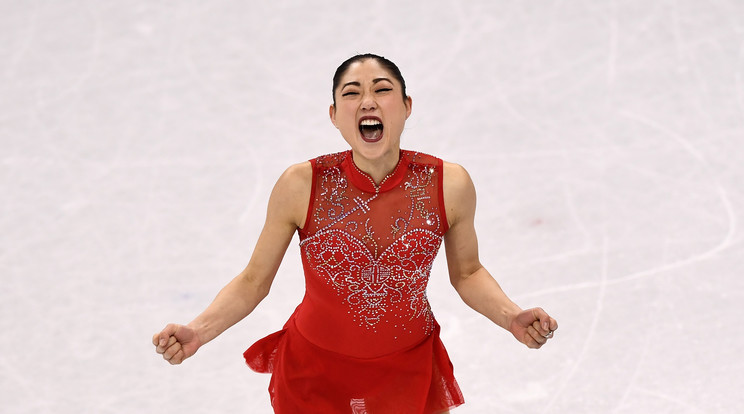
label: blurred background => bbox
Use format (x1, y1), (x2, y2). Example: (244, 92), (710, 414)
(2, 0), (743, 412)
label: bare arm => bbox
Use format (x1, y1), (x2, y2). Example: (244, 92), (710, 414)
(153, 162), (312, 364)
(442, 162), (557, 349)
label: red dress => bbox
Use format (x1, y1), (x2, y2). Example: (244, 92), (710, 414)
(244, 150), (464, 413)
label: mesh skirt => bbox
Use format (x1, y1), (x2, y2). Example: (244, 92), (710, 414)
(244, 316), (464, 414)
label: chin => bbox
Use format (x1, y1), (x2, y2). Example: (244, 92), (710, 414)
(354, 137), (398, 159)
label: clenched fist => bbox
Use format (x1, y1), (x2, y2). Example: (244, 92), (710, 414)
(152, 323), (202, 365)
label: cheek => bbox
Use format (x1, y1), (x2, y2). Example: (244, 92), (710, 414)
(337, 117), (359, 138)
(388, 114), (407, 132)
(336, 107), (356, 125)
(341, 118), (358, 134)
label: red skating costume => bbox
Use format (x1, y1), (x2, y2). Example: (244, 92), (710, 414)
(244, 150), (464, 413)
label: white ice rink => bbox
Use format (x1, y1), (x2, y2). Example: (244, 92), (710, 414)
(2, 1), (743, 413)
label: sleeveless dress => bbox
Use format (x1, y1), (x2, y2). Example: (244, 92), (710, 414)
(244, 149), (464, 413)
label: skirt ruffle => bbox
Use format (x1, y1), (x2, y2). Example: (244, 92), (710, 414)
(244, 316), (464, 414)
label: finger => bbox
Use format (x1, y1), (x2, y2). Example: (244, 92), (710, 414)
(527, 325), (547, 347)
(530, 307), (552, 332)
(158, 324), (180, 348)
(542, 317), (557, 341)
(532, 320), (550, 337)
(543, 321), (558, 341)
(152, 333), (160, 346)
(164, 336), (178, 354)
(156, 335), (178, 355)
(163, 341), (182, 361)
(168, 349), (185, 365)
(525, 334), (542, 349)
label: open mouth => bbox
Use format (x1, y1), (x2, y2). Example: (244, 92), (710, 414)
(359, 118), (384, 142)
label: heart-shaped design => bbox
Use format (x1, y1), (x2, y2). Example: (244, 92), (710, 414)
(302, 228), (442, 330)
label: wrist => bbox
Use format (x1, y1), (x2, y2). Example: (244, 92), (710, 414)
(503, 305), (522, 331)
(186, 320), (208, 348)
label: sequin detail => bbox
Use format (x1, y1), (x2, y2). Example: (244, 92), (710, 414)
(302, 228), (440, 331)
(300, 150), (445, 335)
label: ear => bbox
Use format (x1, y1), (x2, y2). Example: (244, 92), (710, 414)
(405, 96), (413, 119)
(329, 104), (338, 128)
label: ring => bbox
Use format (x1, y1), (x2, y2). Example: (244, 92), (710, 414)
(543, 331), (553, 339)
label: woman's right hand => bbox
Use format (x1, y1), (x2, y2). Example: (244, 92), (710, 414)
(152, 324), (202, 365)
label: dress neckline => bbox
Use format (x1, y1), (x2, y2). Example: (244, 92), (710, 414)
(343, 149), (409, 194)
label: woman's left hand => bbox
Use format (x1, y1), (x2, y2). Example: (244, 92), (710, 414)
(508, 307), (558, 349)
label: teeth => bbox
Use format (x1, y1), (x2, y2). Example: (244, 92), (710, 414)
(360, 119), (382, 126)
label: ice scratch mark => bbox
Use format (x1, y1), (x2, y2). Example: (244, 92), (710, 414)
(619, 110), (737, 249)
(633, 388), (707, 414)
(509, 181), (594, 267)
(620, 111), (706, 164)
(519, 110), (738, 300)
(238, 146), (264, 225)
(611, 318), (652, 413)
(520, 182), (736, 300)
(541, 235), (609, 414)
(561, 179), (593, 252)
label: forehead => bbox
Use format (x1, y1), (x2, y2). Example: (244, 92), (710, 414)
(339, 59), (397, 85)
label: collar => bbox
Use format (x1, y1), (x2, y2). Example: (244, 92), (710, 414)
(343, 149), (409, 194)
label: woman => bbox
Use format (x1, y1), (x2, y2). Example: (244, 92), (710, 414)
(153, 54), (558, 413)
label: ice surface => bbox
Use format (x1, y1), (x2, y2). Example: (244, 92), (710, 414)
(1, 0), (742, 413)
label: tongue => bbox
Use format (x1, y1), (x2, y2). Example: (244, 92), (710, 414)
(360, 125), (383, 142)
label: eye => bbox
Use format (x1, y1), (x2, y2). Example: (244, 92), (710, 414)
(342, 91), (359, 97)
(376, 88), (392, 93)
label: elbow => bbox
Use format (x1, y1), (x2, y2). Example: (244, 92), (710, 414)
(239, 267), (274, 302)
(255, 282), (272, 301)
(449, 264), (484, 294)
(449, 275), (463, 292)
(248, 275), (273, 302)
(449, 271), (471, 294)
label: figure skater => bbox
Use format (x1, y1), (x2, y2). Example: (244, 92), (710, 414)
(153, 53), (558, 413)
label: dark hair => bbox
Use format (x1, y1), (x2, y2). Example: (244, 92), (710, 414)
(332, 53), (407, 106)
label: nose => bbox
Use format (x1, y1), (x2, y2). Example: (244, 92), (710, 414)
(360, 92), (377, 111)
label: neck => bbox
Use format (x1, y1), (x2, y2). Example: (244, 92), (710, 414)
(351, 148), (401, 185)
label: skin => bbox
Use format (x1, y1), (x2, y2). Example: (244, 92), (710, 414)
(153, 59), (558, 370)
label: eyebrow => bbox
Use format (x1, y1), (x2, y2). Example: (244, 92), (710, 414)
(341, 78), (393, 90)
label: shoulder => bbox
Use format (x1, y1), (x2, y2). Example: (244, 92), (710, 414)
(442, 161), (475, 195)
(268, 161), (312, 228)
(442, 161), (476, 227)
(276, 161), (312, 193)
